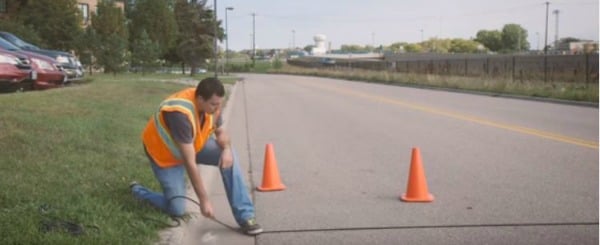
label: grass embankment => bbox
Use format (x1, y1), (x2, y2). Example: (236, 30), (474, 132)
(0, 73), (227, 244)
(269, 64), (599, 103)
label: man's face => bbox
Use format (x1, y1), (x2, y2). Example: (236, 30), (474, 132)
(198, 94), (223, 114)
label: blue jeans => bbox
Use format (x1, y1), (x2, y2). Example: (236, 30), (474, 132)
(131, 138), (255, 226)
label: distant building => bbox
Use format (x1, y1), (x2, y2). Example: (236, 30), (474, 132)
(312, 34), (328, 55)
(0, 1), (123, 25)
(77, 0), (125, 26)
(557, 40), (599, 54)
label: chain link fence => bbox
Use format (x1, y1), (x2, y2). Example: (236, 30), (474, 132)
(288, 53), (599, 83)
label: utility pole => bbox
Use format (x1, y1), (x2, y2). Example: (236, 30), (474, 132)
(544, 2), (549, 54)
(292, 29), (295, 49)
(517, 31), (521, 52)
(536, 32), (540, 51)
(225, 7), (234, 75)
(252, 12), (256, 66)
(544, 1), (549, 82)
(553, 9), (560, 51)
(213, 0), (218, 78)
(420, 29), (424, 43)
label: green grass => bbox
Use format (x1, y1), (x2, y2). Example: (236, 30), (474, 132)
(0, 73), (215, 244)
(251, 60), (276, 73)
(269, 64), (599, 103)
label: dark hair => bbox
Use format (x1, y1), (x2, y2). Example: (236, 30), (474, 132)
(195, 77), (225, 100)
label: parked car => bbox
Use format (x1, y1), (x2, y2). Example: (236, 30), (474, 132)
(0, 37), (66, 91)
(0, 32), (83, 82)
(0, 49), (35, 92)
(319, 57), (336, 66)
(27, 51), (67, 90)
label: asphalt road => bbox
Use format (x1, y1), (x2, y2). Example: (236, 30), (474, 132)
(224, 73), (598, 245)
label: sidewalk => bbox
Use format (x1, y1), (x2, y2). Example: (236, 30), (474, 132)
(154, 80), (255, 245)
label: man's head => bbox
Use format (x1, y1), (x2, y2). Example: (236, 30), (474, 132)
(195, 77), (225, 114)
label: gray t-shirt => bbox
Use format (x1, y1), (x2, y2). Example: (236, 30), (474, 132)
(163, 111), (222, 144)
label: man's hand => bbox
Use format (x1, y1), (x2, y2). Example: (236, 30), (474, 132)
(177, 142), (212, 219)
(200, 199), (214, 218)
(220, 147), (234, 169)
(215, 127), (233, 169)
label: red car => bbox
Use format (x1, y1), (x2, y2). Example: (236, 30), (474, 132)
(0, 38), (65, 91)
(22, 50), (66, 90)
(0, 49), (35, 92)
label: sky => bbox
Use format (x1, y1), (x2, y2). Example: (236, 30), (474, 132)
(213, 0), (599, 51)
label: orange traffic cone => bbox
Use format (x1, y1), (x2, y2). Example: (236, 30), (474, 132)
(400, 147), (434, 202)
(257, 143), (286, 192)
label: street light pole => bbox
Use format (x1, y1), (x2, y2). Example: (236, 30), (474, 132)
(517, 30), (521, 52)
(292, 29), (295, 49)
(252, 12), (256, 66)
(553, 9), (560, 51)
(544, 2), (549, 54)
(544, 1), (549, 82)
(213, 0), (218, 78)
(225, 7), (233, 75)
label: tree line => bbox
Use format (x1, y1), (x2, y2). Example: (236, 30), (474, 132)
(0, 0), (221, 75)
(337, 24), (589, 55)
(336, 24), (529, 54)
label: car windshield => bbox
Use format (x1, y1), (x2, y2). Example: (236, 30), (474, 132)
(0, 33), (40, 50)
(0, 37), (22, 51)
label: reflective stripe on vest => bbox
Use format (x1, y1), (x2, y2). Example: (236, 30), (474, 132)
(153, 98), (198, 161)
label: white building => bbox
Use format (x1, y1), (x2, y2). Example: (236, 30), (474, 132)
(311, 34), (328, 55)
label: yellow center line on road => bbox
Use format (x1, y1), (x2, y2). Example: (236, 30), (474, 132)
(304, 82), (599, 149)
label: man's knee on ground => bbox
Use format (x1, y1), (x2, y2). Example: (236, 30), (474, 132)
(166, 199), (186, 217)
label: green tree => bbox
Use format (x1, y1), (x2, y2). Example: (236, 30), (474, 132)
(422, 38), (451, 53)
(89, 0), (129, 74)
(126, 0), (176, 18)
(174, 0), (222, 75)
(403, 43), (423, 53)
(163, 46), (183, 68)
(91, 0), (128, 40)
(387, 42), (409, 53)
(501, 24), (529, 52)
(73, 26), (100, 75)
(131, 30), (161, 75)
(449, 38), (483, 53)
(303, 45), (315, 53)
(96, 33), (128, 75)
(475, 30), (503, 52)
(14, 0), (82, 51)
(129, 0), (178, 57)
(340, 44), (369, 52)
(0, 19), (45, 47)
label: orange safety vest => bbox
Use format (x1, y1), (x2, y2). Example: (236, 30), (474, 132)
(142, 88), (218, 168)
